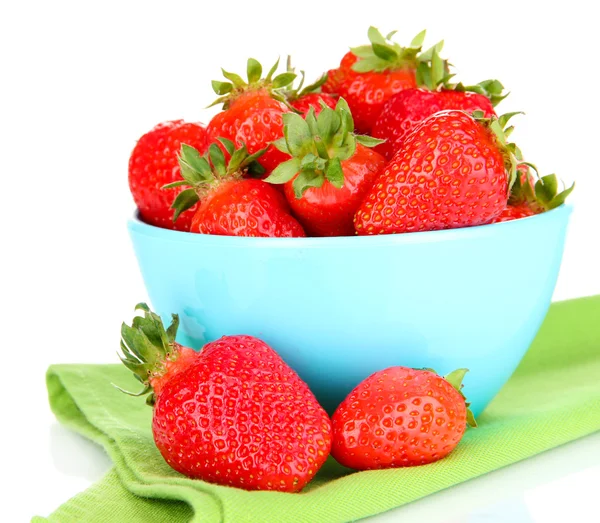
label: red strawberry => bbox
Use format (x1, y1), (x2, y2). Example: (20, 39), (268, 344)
(168, 140), (305, 237)
(291, 92), (337, 116)
(321, 67), (346, 95)
(372, 82), (505, 159)
(331, 367), (476, 470)
(491, 204), (535, 223)
(331, 27), (445, 134)
(282, 67), (338, 116)
(265, 98), (386, 236)
(128, 120), (208, 231)
(207, 58), (297, 174)
(354, 110), (522, 235)
(119, 304), (332, 491)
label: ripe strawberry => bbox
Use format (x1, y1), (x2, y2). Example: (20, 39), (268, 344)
(167, 140), (305, 237)
(331, 367), (476, 470)
(372, 80), (506, 159)
(282, 66), (338, 116)
(354, 110), (522, 234)
(491, 164), (575, 223)
(128, 120), (208, 231)
(491, 204), (535, 223)
(265, 98), (386, 236)
(330, 27), (445, 134)
(207, 58), (297, 174)
(119, 304), (332, 491)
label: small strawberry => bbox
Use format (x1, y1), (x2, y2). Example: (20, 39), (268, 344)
(354, 110), (522, 234)
(491, 204), (535, 223)
(167, 140), (305, 237)
(119, 304), (332, 491)
(330, 27), (445, 134)
(207, 58), (297, 173)
(372, 79), (506, 159)
(265, 98), (386, 236)
(331, 367), (476, 470)
(283, 63), (338, 116)
(128, 120), (208, 231)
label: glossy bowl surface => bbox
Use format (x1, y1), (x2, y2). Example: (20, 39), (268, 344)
(128, 204), (572, 415)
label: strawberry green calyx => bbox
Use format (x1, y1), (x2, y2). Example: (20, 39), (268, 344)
(117, 303), (181, 405)
(210, 57), (297, 109)
(264, 98), (384, 197)
(164, 140), (267, 222)
(443, 368), (477, 428)
(511, 164), (575, 211)
(472, 110), (524, 191)
(452, 79), (508, 107)
(351, 26), (445, 77)
(283, 57), (329, 102)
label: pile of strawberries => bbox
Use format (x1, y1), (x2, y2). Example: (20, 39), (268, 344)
(119, 304), (475, 492)
(128, 27), (573, 238)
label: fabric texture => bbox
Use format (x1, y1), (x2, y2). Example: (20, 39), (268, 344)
(33, 296), (600, 523)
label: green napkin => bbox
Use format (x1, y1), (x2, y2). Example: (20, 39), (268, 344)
(34, 296), (600, 523)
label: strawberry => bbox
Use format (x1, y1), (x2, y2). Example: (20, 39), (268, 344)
(128, 120), (208, 231)
(119, 304), (332, 491)
(330, 27), (445, 134)
(372, 80), (506, 160)
(354, 110), (522, 234)
(265, 98), (386, 236)
(207, 58), (296, 174)
(331, 367), (476, 470)
(282, 64), (338, 116)
(167, 140), (305, 237)
(491, 204), (535, 223)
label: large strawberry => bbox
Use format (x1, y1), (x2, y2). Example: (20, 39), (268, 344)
(492, 164), (574, 223)
(167, 140), (305, 237)
(331, 367), (476, 470)
(207, 58), (296, 173)
(325, 27), (445, 134)
(128, 120), (208, 231)
(119, 304), (332, 491)
(265, 98), (386, 236)
(372, 79), (506, 159)
(355, 110), (522, 234)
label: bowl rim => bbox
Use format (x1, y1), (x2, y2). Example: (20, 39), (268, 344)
(128, 203), (573, 247)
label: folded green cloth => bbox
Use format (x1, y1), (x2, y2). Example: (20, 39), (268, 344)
(34, 296), (600, 523)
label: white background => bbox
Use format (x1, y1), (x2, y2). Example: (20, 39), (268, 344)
(1, 1), (599, 522)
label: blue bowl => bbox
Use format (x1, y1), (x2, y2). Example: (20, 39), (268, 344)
(128, 204), (572, 416)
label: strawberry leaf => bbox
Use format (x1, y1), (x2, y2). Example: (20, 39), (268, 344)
(292, 169), (324, 198)
(209, 143), (227, 177)
(264, 158), (301, 184)
(171, 188), (200, 221)
(325, 157), (344, 188)
(355, 135), (386, 147)
(246, 58), (262, 84)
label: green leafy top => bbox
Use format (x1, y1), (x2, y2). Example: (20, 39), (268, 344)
(283, 56), (329, 103)
(117, 303), (180, 405)
(350, 27), (444, 77)
(264, 98), (384, 198)
(409, 42), (508, 107)
(164, 140), (266, 222)
(472, 110), (525, 192)
(210, 57), (297, 109)
(443, 369), (477, 428)
(352, 27), (508, 107)
(510, 164), (575, 211)
(451, 79), (508, 107)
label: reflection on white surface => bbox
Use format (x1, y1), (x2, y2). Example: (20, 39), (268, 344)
(446, 497), (534, 523)
(368, 431), (600, 522)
